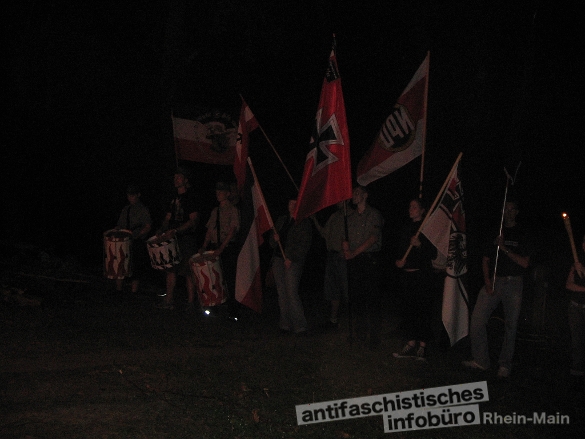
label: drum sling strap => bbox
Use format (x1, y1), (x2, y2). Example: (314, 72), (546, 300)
(126, 205), (132, 230)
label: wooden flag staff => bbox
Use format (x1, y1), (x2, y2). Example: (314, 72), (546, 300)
(240, 94), (299, 192)
(562, 212), (582, 277)
(400, 152), (463, 263)
(247, 157), (286, 260)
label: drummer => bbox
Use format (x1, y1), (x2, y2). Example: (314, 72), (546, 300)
(199, 181), (240, 318)
(115, 184), (152, 293)
(156, 167), (200, 310)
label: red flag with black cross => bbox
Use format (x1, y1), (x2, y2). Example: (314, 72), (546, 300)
(293, 36), (352, 221)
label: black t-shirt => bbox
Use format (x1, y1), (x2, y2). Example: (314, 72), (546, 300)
(399, 220), (437, 271)
(483, 225), (530, 277)
(168, 189), (199, 234)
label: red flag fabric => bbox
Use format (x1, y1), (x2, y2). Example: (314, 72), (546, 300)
(234, 100), (259, 193)
(421, 162), (469, 346)
(172, 114), (237, 165)
(293, 40), (352, 221)
(357, 53), (429, 186)
(235, 169), (271, 313)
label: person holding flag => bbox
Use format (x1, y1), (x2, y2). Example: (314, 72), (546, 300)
(269, 197), (312, 335)
(343, 185), (384, 349)
(394, 198), (437, 359)
(463, 198), (531, 378)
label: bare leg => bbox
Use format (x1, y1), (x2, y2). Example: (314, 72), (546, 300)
(131, 279), (139, 293)
(165, 272), (176, 304)
(186, 274), (195, 304)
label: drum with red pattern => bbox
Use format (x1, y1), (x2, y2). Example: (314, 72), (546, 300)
(103, 229), (133, 279)
(189, 251), (227, 307)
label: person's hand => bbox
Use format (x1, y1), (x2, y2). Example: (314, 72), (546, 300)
(273, 232), (280, 242)
(410, 236), (421, 247)
(284, 258), (292, 269)
(396, 259), (406, 268)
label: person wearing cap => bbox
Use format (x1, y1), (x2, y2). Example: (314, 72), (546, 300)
(199, 181), (240, 317)
(115, 184), (152, 293)
(156, 167), (200, 310)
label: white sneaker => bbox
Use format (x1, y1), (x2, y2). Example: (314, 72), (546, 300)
(497, 366), (510, 378)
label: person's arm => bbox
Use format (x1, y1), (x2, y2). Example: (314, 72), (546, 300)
(497, 235), (530, 269)
(311, 215), (325, 237)
(137, 223), (151, 240)
(214, 224), (237, 257)
(156, 212), (172, 236)
(567, 265), (585, 292)
(344, 234), (378, 260)
(172, 211), (199, 237)
(483, 256), (494, 295)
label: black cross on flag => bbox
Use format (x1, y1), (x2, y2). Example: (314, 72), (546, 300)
(293, 37), (352, 222)
(310, 109), (344, 176)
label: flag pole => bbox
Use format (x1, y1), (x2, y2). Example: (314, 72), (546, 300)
(400, 152), (463, 263)
(492, 174), (511, 285)
(240, 94), (299, 192)
(247, 157), (287, 259)
(418, 51), (430, 199)
(492, 163), (521, 284)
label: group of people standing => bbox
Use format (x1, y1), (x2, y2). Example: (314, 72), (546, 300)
(110, 168), (584, 387)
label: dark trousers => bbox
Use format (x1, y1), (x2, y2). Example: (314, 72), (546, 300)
(399, 269), (434, 343)
(348, 252), (381, 342)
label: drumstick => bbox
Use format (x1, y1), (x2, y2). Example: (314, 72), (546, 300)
(562, 213), (582, 277)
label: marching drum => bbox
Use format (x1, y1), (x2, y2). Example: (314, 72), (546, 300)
(146, 235), (182, 269)
(103, 229), (133, 279)
(189, 251), (227, 307)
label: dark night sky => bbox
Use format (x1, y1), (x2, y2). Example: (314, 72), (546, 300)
(3, 0), (584, 266)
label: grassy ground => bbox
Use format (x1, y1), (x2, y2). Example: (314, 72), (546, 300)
(1, 248), (583, 438)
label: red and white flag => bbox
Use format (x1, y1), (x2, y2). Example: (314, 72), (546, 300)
(293, 38), (352, 221)
(234, 99), (259, 193)
(421, 161), (469, 346)
(235, 164), (271, 313)
(357, 52), (429, 186)
(172, 114), (237, 165)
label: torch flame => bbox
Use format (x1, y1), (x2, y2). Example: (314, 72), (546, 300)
(562, 213), (568, 219)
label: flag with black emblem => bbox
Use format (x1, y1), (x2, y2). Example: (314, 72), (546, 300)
(293, 37), (352, 221)
(421, 161), (469, 346)
(357, 52), (429, 186)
